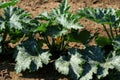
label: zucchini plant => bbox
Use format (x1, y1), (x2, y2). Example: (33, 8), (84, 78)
(1, 0), (120, 80)
(78, 7), (120, 41)
(15, 0), (86, 78)
(78, 7), (117, 55)
(77, 7), (120, 80)
(0, 0), (32, 56)
(14, 0), (120, 80)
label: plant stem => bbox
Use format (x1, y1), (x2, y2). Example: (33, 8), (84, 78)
(52, 37), (55, 47)
(19, 34), (26, 42)
(60, 37), (65, 51)
(44, 36), (51, 48)
(109, 25), (114, 39)
(1, 23), (9, 53)
(102, 24), (112, 40)
(1, 34), (7, 54)
(114, 28), (118, 37)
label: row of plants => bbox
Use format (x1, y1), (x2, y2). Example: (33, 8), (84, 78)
(0, 0), (120, 80)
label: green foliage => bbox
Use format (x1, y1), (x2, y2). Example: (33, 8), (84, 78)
(0, 5), (32, 54)
(105, 69), (120, 80)
(0, 6), (31, 30)
(78, 7), (120, 40)
(67, 30), (93, 44)
(78, 7), (118, 25)
(35, 0), (83, 38)
(33, 0), (83, 60)
(95, 36), (111, 47)
(115, 10), (120, 27)
(55, 46), (120, 80)
(81, 46), (110, 79)
(0, 0), (19, 9)
(1, 0), (120, 80)
(15, 38), (51, 73)
(55, 48), (84, 79)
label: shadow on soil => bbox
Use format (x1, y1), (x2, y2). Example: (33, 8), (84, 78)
(0, 60), (71, 80)
(20, 63), (72, 80)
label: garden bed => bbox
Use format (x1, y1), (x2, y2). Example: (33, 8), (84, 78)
(1, 0), (120, 80)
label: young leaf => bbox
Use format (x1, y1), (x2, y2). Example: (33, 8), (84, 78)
(95, 36), (112, 47)
(15, 39), (51, 73)
(56, 14), (83, 30)
(52, 0), (70, 16)
(34, 23), (48, 33)
(67, 30), (91, 44)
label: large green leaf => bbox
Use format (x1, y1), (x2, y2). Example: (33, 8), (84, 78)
(80, 46), (120, 80)
(35, 0), (70, 20)
(52, 0), (82, 30)
(79, 63), (98, 80)
(56, 13), (83, 30)
(95, 36), (112, 47)
(0, 6), (31, 30)
(79, 46), (105, 80)
(51, 0), (70, 16)
(15, 39), (51, 73)
(96, 58), (114, 79)
(35, 0), (70, 21)
(96, 50), (120, 79)
(67, 30), (92, 44)
(44, 25), (68, 38)
(0, 0), (19, 9)
(55, 48), (84, 80)
(55, 46), (120, 80)
(78, 7), (118, 25)
(35, 0), (82, 38)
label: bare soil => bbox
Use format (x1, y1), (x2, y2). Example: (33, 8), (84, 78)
(0, 0), (120, 80)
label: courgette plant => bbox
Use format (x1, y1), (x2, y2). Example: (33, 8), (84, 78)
(15, 0), (86, 78)
(77, 7), (120, 80)
(14, 0), (120, 80)
(1, 0), (120, 80)
(0, 0), (32, 56)
(78, 7), (119, 55)
(78, 7), (119, 42)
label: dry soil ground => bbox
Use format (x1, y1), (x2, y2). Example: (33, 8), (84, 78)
(1, 0), (120, 80)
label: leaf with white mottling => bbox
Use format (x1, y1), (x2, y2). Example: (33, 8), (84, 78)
(15, 39), (51, 73)
(55, 48), (84, 80)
